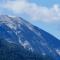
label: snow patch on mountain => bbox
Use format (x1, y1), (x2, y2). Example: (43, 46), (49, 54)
(19, 40), (33, 51)
(56, 49), (60, 56)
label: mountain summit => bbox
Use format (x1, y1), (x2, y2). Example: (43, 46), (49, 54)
(0, 15), (60, 60)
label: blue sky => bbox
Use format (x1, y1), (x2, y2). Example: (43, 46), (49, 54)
(0, 0), (60, 39)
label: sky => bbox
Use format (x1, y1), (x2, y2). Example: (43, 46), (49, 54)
(0, 0), (60, 40)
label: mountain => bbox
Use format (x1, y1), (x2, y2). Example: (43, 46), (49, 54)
(0, 15), (60, 60)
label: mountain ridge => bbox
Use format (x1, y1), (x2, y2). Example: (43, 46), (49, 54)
(0, 15), (60, 60)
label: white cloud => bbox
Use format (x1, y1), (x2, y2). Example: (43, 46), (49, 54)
(1, 0), (60, 22)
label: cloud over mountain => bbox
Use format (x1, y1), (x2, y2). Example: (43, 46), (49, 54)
(0, 0), (60, 22)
